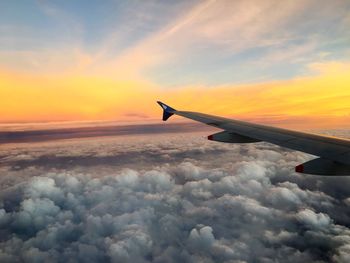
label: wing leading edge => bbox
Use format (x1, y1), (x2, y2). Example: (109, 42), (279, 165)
(157, 101), (350, 175)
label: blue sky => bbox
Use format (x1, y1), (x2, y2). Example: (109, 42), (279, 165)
(1, 0), (349, 87)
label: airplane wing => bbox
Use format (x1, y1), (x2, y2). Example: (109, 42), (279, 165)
(157, 101), (350, 175)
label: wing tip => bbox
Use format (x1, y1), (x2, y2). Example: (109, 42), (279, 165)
(157, 101), (176, 121)
(157, 101), (175, 111)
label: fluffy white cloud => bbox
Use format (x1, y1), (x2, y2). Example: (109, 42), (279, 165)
(296, 209), (332, 230)
(0, 133), (349, 262)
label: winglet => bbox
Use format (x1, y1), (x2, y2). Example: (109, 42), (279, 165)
(157, 101), (176, 121)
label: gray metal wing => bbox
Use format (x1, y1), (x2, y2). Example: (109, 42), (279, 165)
(157, 101), (350, 175)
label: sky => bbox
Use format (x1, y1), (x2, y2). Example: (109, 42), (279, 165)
(1, 0), (350, 128)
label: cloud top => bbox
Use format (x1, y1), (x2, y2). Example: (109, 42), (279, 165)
(1, 133), (350, 262)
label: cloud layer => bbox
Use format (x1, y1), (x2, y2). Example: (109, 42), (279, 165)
(1, 133), (350, 262)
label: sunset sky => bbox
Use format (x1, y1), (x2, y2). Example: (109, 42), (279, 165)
(1, 0), (350, 128)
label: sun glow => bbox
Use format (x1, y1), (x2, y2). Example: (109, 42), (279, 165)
(1, 0), (349, 129)
(1, 62), (349, 129)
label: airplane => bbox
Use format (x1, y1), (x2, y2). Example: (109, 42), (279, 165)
(157, 101), (350, 176)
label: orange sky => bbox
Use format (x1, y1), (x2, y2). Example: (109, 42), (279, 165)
(1, 1), (350, 129)
(1, 61), (350, 129)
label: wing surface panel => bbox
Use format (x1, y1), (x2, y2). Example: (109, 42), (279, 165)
(173, 109), (350, 165)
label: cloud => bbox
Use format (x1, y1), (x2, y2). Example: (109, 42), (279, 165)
(2, 0), (349, 81)
(95, 0), (350, 84)
(0, 122), (214, 144)
(296, 209), (332, 229)
(1, 133), (350, 262)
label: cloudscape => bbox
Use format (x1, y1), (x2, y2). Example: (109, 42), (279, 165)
(1, 1), (350, 262)
(1, 131), (350, 262)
